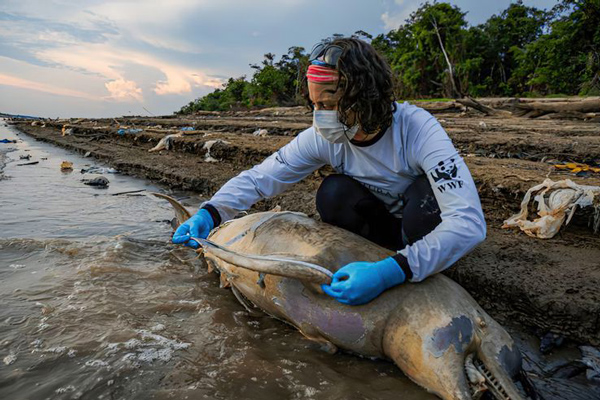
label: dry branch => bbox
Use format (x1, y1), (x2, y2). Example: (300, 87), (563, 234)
(456, 97), (512, 117)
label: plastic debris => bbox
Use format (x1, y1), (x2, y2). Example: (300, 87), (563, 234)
(252, 128), (268, 137)
(84, 151), (92, 158)
(61, 126), (73, 136)
(540, 332), (565, 354)
(503, 178), (600, 238)
(3, 353), (17, 365)
(117, 128), (143, 135)
(0, 139), (17, 143)
(202, 139), (229, 162)
(19, 154), (31, 160)
(580, 346), (600, 382)
(60, 161), (73, 171)
(148, 133), (181, 153)
(554, 162), (600, 175)
(82, 176), (109, 188)
(80, 166), (118, 174)
(180, 126), (194, 131)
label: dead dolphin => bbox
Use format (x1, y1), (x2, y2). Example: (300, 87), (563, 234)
(154, 193), (527, 400)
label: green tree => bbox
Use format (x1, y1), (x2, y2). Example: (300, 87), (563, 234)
(178, 0), (595, 114)
(177, 47), (307, 113)
(513, 0), (600, 95)
(481, 1), (549, 95)
(373, 2), (468, 98)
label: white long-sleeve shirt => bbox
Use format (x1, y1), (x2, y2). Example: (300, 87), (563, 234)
(203, 102), (486, 282)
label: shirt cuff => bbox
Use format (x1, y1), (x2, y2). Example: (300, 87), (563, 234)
(392, 253), (413, 281)
(201, 203), (222, 227)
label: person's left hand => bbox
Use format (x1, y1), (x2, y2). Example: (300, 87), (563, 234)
(321, 257), (406, 305)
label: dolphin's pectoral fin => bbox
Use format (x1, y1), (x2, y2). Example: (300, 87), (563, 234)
(298, 323), (338, 355)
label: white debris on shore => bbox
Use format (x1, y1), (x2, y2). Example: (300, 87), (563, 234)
(148, 133), (182, 153)
(203, 139), (229, 163)
(252, 128), (268, 137)
(3, 353), (17, 365)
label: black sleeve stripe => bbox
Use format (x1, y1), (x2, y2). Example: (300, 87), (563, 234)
(392, 253), (413, 281)
(201, 203), (222, 227)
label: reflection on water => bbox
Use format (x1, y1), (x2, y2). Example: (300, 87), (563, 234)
(1, 121), (598, 400)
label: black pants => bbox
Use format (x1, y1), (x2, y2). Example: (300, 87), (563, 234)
(316, 174), (441, 250)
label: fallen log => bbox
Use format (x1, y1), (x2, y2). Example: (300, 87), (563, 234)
(537, 111), (598, 120)
(418, 101), (464, 113)
(513, 98), (600, 115)
(456, 97), (513, 117)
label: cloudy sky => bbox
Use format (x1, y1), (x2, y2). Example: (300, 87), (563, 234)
(0, 0), (557, 118)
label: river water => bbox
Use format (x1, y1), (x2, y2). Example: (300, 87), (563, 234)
(0, 120), (598, 400)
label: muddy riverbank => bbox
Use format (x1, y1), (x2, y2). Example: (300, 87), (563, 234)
(7, 105), (600, 349)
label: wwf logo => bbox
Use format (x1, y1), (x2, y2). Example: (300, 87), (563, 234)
(431, 158), (458, 183)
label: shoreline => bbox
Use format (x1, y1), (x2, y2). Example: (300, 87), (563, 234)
(7, 108), (600, 346)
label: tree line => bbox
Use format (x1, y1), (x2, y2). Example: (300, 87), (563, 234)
(177, 0), (599, 114)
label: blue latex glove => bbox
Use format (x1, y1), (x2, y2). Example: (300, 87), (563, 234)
(321, 257), (406, 305)
(172, 209), (214, 249)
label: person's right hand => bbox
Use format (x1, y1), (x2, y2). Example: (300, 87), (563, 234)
(172, 209), (214, 248)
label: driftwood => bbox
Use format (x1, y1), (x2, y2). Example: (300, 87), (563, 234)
(419, 102), (464, 113)
(456, 97), (513, 117)
(538, 111), (598, 120)
(456, 97), (599, 120)
(513, 98), (600, 116)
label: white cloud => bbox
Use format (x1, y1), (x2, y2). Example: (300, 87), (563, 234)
(381, 0), (418, 31)
(1, 1), (224, 105)
(0, 0), (409, 116)
(0, 73), (97, 100)
(35, 42), (222, 97)
(104, 79), (143, 102)
(86, 0), (207, 53)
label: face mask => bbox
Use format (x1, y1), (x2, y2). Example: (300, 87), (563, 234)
(313, 110), (359, 144)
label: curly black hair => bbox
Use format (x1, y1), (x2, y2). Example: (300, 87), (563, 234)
(303, 38), (396, 136)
